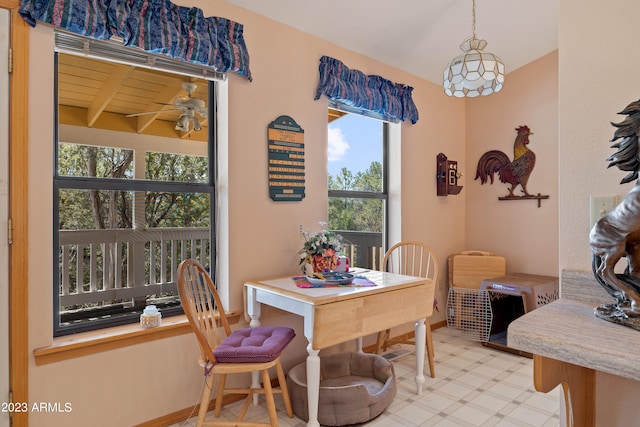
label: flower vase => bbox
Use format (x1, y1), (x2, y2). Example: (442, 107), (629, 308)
(310, 255), (338, 273)
(311, 255), (327, 273)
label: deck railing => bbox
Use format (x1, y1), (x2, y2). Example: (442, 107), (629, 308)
(336, 230), (384, 270)
(58, 227), (210, 309)
(58, 228), (381, 310)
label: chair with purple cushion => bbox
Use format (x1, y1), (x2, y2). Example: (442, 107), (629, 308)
(177, 259), (295, 427)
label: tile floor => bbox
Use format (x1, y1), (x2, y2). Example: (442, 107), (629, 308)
(171, 328), (561, 427)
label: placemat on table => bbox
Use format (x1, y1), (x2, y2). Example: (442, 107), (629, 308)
(292, 276), (378, 288)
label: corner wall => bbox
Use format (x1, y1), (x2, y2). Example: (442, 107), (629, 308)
(465, 52), (559, 277)
(558, 0), (639, 270)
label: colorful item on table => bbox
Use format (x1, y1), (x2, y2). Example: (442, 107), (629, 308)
(333, 255), (349, 272)
(292, 275), (378, 288)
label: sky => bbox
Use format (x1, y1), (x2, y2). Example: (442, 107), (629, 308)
(327, 113), (383, 177)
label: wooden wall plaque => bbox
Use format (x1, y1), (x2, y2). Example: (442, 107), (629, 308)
(268, 115), (305, 201)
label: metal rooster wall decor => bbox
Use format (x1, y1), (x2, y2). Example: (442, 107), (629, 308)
(590, 99), (640, 330)
(474, 125), (549, 207)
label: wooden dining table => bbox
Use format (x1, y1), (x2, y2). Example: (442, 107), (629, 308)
(244, 268), (435, 427)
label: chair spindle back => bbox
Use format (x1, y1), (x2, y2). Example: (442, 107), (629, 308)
(384, 240), (438, 282)
(178, 259), (232, 365)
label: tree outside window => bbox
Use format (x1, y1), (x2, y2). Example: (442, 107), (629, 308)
(54, 52), (215, 336)
(327, 110), (387, 269)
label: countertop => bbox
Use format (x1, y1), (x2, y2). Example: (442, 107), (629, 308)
(508, 294), (640, 382)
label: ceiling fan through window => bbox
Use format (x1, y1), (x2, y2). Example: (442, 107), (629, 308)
(127, 81), (207, 132)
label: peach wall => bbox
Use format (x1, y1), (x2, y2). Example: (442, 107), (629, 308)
(24, 1), (468, 425)
(465, 52), (559, 277)
(559, 0), (640, 425)
(220, 4), (466, 309)
(558, 0), (639, 270)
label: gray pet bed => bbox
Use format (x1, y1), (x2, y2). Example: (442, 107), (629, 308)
(286, 351), (397, 426)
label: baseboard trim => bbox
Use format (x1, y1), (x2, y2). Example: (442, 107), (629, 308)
(134, 393), (246, 427)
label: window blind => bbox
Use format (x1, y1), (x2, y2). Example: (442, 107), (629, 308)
(55, 30), (226, 82)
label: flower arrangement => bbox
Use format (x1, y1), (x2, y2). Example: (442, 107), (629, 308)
(298, 223), (344, 273)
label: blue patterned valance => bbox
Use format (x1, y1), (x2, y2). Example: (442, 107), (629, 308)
(19, 0), (252, 81)
(314, 56), (418, 124)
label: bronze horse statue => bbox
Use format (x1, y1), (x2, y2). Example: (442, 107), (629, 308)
(590, 99), (640, 316)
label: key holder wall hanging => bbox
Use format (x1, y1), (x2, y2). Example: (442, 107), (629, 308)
(437, 153), (463, 196)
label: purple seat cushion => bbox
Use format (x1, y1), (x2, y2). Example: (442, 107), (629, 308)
(214, 326), (295, 363)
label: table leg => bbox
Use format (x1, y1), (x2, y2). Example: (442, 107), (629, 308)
(414, 317), (426, 395)
(305, 344), (321, 427)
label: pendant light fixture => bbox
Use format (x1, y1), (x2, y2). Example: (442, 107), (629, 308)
(443, 0), (504, 98)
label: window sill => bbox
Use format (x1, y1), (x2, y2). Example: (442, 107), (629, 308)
(33, 311), (242, 365)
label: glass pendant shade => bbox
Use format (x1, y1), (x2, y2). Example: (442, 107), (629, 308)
(444, 38), (504, 98)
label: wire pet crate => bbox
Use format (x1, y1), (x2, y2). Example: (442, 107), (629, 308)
(446, 288), (493, 342)
(479, 274), (559, 350)
(447, 273), (559, 357)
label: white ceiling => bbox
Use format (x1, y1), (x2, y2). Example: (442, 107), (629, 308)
(225, 0), (558, 86)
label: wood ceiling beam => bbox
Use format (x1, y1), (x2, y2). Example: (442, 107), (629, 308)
(328, 108), (347, 123)
(87, 64), (135, 127)
(136, 82), (185, 133)
(60, 105), (207, 142)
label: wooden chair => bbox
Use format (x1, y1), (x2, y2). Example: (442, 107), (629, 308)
(177, 259), (295, 427)
(374, 241), (438, 378)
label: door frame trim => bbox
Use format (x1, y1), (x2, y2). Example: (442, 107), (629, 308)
(1, 1), (29, 426)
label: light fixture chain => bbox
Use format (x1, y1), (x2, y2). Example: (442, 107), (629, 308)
(472, 0), (477, 40)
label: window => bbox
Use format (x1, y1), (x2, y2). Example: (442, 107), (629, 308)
(54, 49), (217, 336)
(327, 109), (388, 269)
